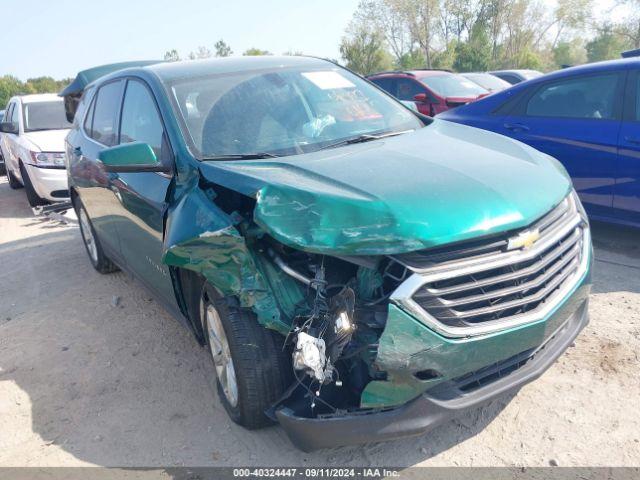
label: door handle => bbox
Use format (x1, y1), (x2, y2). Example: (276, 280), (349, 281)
(504, 123), (530, 132)
(73, 146), (82, 158)
(623, 136), (640, 145)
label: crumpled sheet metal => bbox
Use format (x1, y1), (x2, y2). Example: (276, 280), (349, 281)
(253, 183), (426, 256)
(161, 187), (291, 333)
(360, 282), (590, 408)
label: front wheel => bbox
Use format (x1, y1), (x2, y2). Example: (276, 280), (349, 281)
(19, 163), (47, 207)
(6, 166), (22, 189)
(201, 285), (292, 429)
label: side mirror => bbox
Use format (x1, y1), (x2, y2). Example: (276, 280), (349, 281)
(98, 142), (168, 173)
(413, 93), (428, 103)
(0, 122), (18, 134)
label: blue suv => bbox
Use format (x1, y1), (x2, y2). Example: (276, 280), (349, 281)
(440, 58), (640, 228)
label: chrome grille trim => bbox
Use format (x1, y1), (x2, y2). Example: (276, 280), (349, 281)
(393, 195), (577, 274)
(390, 193), (590, 338)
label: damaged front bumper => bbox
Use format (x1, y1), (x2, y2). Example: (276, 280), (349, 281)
(275, 287), (590, 451)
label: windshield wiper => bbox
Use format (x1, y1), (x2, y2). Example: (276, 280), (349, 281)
(201, 152), (280, 161)
(318, 130), (413, 152)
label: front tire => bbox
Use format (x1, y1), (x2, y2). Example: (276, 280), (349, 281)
(76, 200), (119, 274)
(6, 166), (22, 189)
(201, 285), (292, 429)
(19, 163), (47, 207)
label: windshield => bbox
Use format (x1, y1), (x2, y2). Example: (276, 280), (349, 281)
(462, 73), (510, 91)
(168, 66), (423, 158)
(419, 74), (487, 98)
(23, 101), (71, 131)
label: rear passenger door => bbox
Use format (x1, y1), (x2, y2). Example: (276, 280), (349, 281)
(615, 69), (640, 223)
(502, 71), (625, 218)
(76, 79), (126, 256)
(3, 102), (21, 173)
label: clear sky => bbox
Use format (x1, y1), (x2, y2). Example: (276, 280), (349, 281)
(0, 0), (360, 80)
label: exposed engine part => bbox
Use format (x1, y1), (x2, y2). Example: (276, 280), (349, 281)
(267, 248), (323, 289)
(292, 332), (331, 383)
(287, 258), (356, 387)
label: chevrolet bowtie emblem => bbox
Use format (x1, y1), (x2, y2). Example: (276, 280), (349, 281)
(507, 228), (541, 251)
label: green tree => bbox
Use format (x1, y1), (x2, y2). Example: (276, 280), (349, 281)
(340, 28), (393, 75)
(431, 42), (456, 70)
(452, 21), (491, 72)
(398, 49), (428, 69)
(163, 49), (181, 62)
(586, 24), (632, 63)
(552, 38), (587, 67)
(242, 48), (272, 56)
(25, 76), (58, 93)
(188, 46), (211, 60)
(214, 39), (233, 57)
(0, 76), (29, 109)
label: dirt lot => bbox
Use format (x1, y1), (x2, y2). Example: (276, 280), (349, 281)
(0, 176), (639, 467)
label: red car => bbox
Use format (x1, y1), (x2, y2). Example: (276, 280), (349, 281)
(367, 69), (489, 116)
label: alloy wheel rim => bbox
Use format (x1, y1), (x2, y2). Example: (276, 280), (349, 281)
(79, 208), (98, 264)
(204, 302), (238, 407)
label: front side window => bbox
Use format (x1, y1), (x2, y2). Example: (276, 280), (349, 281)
(168, 66), (423, 158)
(119, 80), (164, 156)
(396, 79), (427, 101)
(526, 73), (620, 120)
(91, 80), (124, 146)
(22, 101), (71, 131)
(419, 74), (487, 98)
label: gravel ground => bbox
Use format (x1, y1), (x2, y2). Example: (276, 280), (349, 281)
(0, 176), (639, 467)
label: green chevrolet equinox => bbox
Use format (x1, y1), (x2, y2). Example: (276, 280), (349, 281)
(63, 56), (592, 451)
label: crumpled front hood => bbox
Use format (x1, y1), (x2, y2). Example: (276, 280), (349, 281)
(198, 120), (571, 255)
(23, 129), (69, 152)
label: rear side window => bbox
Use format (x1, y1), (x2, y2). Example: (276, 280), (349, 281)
(90, 80), (124, 146)
(499, 74), (519, 84)
(83, 97), (95, 136)
(119, 80), (165, 156)
(5, 103), (14, 126)
(525, 73), (619, 120)
(10, 102), (20, 126)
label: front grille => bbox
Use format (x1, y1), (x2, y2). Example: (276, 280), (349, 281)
(390, 193), (589, 337)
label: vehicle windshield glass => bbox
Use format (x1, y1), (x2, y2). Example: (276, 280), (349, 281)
(463, 73), (510, 91)
(23, 101), (71, 131)
(168, 66), (423, 158)
(419, 74), (487, 97)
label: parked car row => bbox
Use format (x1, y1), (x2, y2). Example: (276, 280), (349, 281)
(0, 94), (71, 205)
(440, 57), (640, 228)
(366, 68), (542, 116)
(2, 55), (587, 451)
(366, 59), (639, 229)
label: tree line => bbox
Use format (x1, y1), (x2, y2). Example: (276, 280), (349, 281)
(2, 0), (638, 108)
(0, 76), (72, 114)
(162, 39), (303, 61)
(339, 0), (640, 75)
